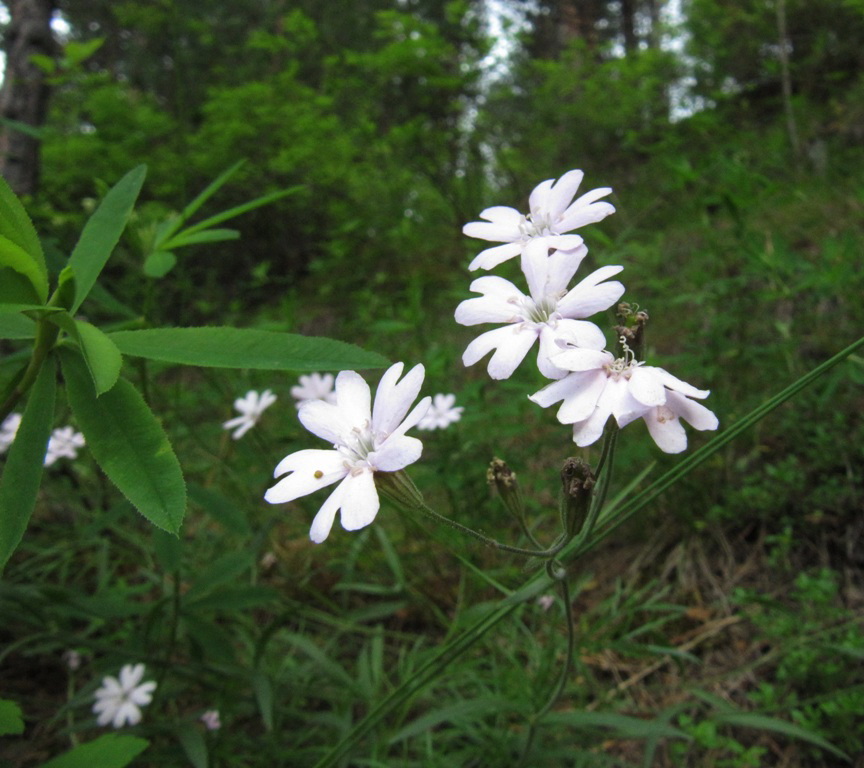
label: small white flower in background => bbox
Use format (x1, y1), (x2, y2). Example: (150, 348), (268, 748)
(44, 426), (85, 467)
(417, 394), (464, 431)
(290, 372), (337, 408)
(265, 363), (431, 543)
(259, 551), (278, 570)
(455, 240), (625, 380)
(92, 663), (156, 729)
(200, 709), (221, 731)
(537, 594), (555, 612)
(0, 412), (22, 453)
(463, 169), (615, 271)
(530, 347), (718, 453)
(222, 389), (277, 440)
(63, 649), (82, 671)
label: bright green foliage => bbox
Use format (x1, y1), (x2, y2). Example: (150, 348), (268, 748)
(67, 165), (146, 314)
(0, 359), (55, 571)
(61, 350), (187, 534)
(109, 327), (389, 371)
(0, 698), (25, 736)
(38, 734), (149, 768)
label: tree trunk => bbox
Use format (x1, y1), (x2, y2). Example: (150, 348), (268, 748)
(0, 0), (55, 196)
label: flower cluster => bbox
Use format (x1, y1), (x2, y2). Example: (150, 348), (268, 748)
(92, 663), (156, 728)
(1, 413), (86, 466)
(460, 169), (718, 453)
(265, 364), (431, 542)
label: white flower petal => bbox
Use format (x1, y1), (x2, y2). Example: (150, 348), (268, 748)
(652, 367), (711, 399)
(643, 407), (688, 454)
(554, 318), (608, 351)
(119, 664), (145, 690)
(558, 199), (616, 232)
(477, 205), (523, 226)
(666, 390), (719, 431)
(462, 220), (519, 243)
(371, 435), (423, 471)
(298, 400), (353, 444)
(528, 177), (555, 217)
(627, 367), (667, 407)
(558, 265), (625, 317)
(468, 242), (523, 271)
(339, 470), (380, 532)
(571, 382), (621, 447)
(521, 240), (551, 301)
(385, 395), (431, 441)
(553, 347), (613, 372)
(129, 683), (156, 706)
(372, 363), (425, 437)
(547, 169), (585, 220)
(455, 293), (522, 326)
(546, 244), (588, 295)
(309, 476), (350, 543)
(545, 234), (585, 251)
(265, 449), (347, 504)
(114, 701), (141, 728)
(537, 326), (570, 379)
(463, 326), (537, 380)
(335, 370), (372, 427)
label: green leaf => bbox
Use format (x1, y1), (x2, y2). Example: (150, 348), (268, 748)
(161, 228), (239, 250)
(0, 313), (36, 340)
(142, 250), (177, 279)
(48, 314), (122, 396)
(61, 350), (186, 534)
(0, 357), (55, 572)
(176, 725), (208, 768)
(68, 166), (147, 314)
(176, 187), (299, 238)
(388, 698), (507, 744)
(0, 116), (47, 140)
(0, 267), (40, 305)
(252, 671), (274, 731)
(38, 734), (149, 768)
(64, 38), (104, 67)
(0, 234), (48, 302)
(0, 172), (45, 268)
(713, 713), (850, 761)
(108, 327), (389, 371)
(0, 698), (25, 736)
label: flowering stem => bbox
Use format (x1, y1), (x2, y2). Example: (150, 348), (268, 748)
(577, 426), (618, 545)
(414, 499), (567, 558)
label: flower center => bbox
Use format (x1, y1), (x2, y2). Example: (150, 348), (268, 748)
(519, 213), (556, 239)
(337, 421), (379, 474)
(509, 293), (564, 325)
(603, 337), (643, 380)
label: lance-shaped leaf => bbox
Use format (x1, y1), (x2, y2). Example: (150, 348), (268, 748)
(68, 165), (147, 314)
(61, 350), (185, 534)
(48, 313), (122, 396)
(0, 357), (55, 572)
(38, 734), (149, 768)
(108, 327), (389, 371)
(0, 238), (47, 303)
(0, 174), (45, 275)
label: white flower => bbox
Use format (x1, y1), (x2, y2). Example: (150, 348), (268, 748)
(417, 394), (463, 430)
(63, 649), (83, 671)
(200, 709), (221, 731)
(222, 389), (277, 440)
(455, 240), (625, 380)
(463, 169), (615, 271)
(264, 363), (431, 543)
(530, 348), (719, 453)
(44, 426), (85, 466)
(0, 412), (22, 453)
(92, 663), (156, 729)
(290, 372), (337, 408)
(537, 594), (555, 612)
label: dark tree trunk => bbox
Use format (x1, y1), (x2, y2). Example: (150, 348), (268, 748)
(621, 0), (637, 53)
(0, 0), (55, 196)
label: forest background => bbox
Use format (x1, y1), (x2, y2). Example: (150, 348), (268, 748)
(1, 0), (863, 766)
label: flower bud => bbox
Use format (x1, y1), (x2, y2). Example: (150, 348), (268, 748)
(487, 457), (525, 522)
(559, 458), (595, 539)
(375, 469), (425, 511)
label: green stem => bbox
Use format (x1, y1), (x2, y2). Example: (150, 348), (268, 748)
(413, 499), (567, 559)
(0, 315), (60, 422)
(578, 426), (618, 546)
